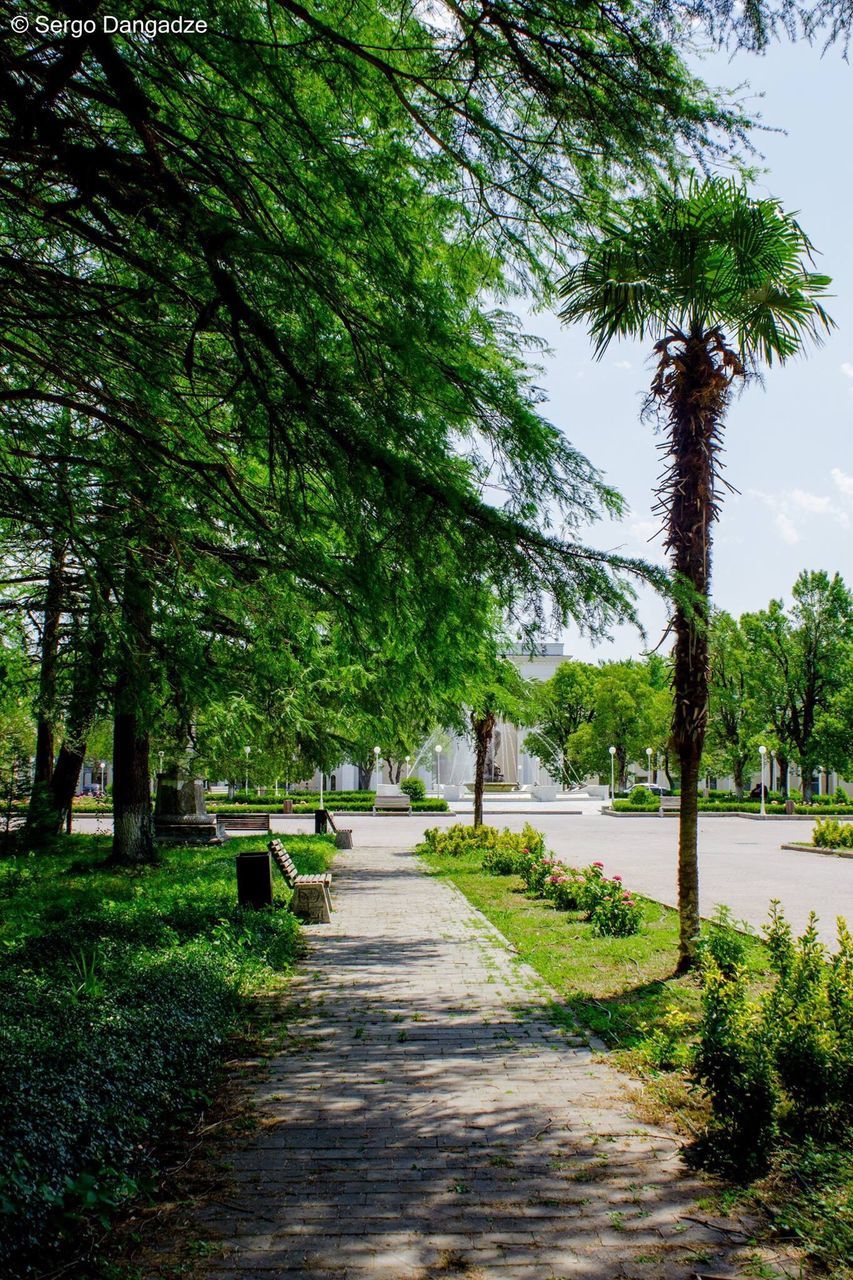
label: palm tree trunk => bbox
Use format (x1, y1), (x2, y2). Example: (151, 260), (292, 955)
(658, 332), (729, 972)
(472, 710), (496, 828)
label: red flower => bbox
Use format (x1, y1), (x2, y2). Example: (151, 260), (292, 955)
(612, 874), (622, 882)
(592, 861), (604, 869)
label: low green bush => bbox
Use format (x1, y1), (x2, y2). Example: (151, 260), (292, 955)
(419, 822), (535, 866)
(694, 953), (780, 1178)
(628, 785), (656, 806)
(694, 904), (853, 1179)
(399, 777), (426, 801)
(588, 876), (643, 938)
(813, 817), (853, 849)
(0, 833), (332, 1276)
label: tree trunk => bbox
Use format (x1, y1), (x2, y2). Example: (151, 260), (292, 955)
(472, 710), (496, 828)
(732, 757), (745, 798)
(23, 539), (66, 843)
(111, 548), (155, 865)
(776, 752), (789, 799)
(657, 332), (731, 972)
(48, 613), (108, 833)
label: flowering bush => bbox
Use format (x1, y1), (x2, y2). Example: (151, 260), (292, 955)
(589, 877), (643, 937)
(520, 847), (560, 895)
(545, 868), (585, 912)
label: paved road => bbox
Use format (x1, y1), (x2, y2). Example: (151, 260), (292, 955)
(196, 843), (786, 1280)
(71, 809), (852, 946)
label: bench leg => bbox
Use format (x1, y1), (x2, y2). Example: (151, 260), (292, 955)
(291, 883), (331, 924)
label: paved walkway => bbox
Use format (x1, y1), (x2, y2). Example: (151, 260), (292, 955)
(198, 845), (788, 1280)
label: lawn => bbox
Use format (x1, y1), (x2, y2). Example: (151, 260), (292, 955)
(0, 831), (335, 1279)
(420, 839), (852, 1280)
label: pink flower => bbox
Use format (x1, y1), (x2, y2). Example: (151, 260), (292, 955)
(623, 895), (635, 905)
(612, 875), (622, 882)
(592, 861), (604, 869)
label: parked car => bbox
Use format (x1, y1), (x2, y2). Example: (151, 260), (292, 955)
(645, 783), (671, 797)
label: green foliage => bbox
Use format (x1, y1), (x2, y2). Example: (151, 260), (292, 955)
(589, 877), (644, 938)
(418, 823), (535, 871)
(814, 818), (853, 849)
(399, 777), (426, 801)
(694, 954), (780, 1178)
(628, 785), (656, 806)
(694, 906), (853, 1180)
(0, 832), (332, 1273)
(763, 907), (852, 1137)
(698, 906), (749, 977)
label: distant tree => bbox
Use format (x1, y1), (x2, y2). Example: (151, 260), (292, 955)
(742, 571), (852, 800)
(523, 661), (598, 786)
(705, 611), (764, 796)
(565, 661), (669, 792)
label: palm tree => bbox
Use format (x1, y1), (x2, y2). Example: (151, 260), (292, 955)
(559, 177), (832, 970)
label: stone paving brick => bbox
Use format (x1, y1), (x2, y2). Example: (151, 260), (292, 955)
(197, 843), (792, 1279)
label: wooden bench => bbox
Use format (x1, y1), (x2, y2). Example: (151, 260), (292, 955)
(318, 809), (353, 849)
(268, 839), (332, 922)
(217, 812), (271, 835)
(372, 794), (412, 814)
(659, 796), (681, 816)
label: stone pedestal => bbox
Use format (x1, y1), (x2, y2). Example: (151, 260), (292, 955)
(154, 771), (220, 844)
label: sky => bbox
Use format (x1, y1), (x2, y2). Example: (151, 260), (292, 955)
(528, 36), (853, 662)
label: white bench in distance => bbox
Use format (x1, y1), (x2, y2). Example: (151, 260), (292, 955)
(659, 796), (681, 816)
(268, 839), (331, 922)
(372, 784), (412, 815)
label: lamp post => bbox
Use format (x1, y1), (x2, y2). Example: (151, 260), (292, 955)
(759, 745), (767, 817)
(646, 747), (653, 786)
(99, 760), (106, 795)
(405, 755), (411, 779)
(435, 744), (442, 796)
(609, 745), (616, 802)
(373, 745), (381, 794)
(243, 744), (250, 796)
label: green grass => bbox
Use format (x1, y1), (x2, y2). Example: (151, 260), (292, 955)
(0, 831), (335, 1278)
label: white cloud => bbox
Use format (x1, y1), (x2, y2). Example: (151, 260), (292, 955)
(832, 467), (853, 497)
(630, 519), (661, 542)
(791, 488), (831, 514)
(613, 360), (633, 371)
(841, 361), (853, 379)
(775, 512), (800, 545)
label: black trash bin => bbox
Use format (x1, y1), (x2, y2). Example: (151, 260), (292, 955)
(314, 808), (328, 835)
(236, 850), (273, 909)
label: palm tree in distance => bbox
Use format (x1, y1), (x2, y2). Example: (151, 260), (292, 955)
(559, 177), (833, 971)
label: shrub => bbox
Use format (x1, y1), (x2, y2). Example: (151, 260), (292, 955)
(543, 867), (585, 911)
(576, 862), (609, 914)
(418, 823), (527, 862)
(693, 954), (780, 1178)
(762, 906), (852, 1137)
(628, 785), (656, 806)
(588, 877), (643, 937)
(697, 905), (749, 977)
(399, 776), (426, 801)
(639, 1007), (694, 1071)
(813, 817), (853, 850)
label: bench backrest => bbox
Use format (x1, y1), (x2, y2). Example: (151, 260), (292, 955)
(659, 796), (681, 811)
(374, 795), (411, 810)
(268, 839), (298, 884)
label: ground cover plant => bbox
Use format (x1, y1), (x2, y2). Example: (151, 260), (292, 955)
(0, 831), (334, 1278)
(419, 825), (852, 1277)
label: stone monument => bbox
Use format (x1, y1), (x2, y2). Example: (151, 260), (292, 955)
(154, 768), (220, 844)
